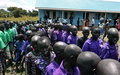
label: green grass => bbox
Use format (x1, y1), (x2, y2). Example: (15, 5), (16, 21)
(0, 16), (38, 22)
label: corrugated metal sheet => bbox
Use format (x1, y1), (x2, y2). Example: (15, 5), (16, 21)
(35, 0), (120, 13)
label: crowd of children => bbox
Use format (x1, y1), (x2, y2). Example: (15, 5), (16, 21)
(0, 20), (119, 75)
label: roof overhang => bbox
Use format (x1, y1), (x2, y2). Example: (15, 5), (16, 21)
(35, 7), (120, 13)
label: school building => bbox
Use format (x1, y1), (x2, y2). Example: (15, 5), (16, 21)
(35, 0), (120, 26)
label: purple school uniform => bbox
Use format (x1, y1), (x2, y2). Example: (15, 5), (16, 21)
(53, 61), (80, 75)
(62, 32), (71, 43)
(100, 41), (119, 60)
(21, 41), (30, 53)
(54, 30), (62, 41)
(67, 34), (79, 45)
(82, 37), (103, 56)
(63, 25), (66, 31)
(45, 60), (59, 75)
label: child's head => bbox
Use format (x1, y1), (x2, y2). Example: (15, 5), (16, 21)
(71, 26), (77, 36)
(9, 21), (14, 28)
(31, 35), (40, 51)
(0, 23), (4, 31)
(38, 36), (50, 57)
(18, 34), (24, 41)
(4, 22), (10, 30)
(91, 26), (100, 40)
(26, 30), (32, 42)
(66, 24), (71, 33)
(58, 24), (63, 31)
(64, 44), (82, 67)
(107, 28), (119, 46)
(77, 52), (101, 75)
(53, 42), (68, 60)
(15, 34), (19, 41)
(30, 26), (37, 32)
(96, 59), (120, 75)
(34, 24), (39, 30)
(37, 31), (44, 37)
(82, 27), (90, 38)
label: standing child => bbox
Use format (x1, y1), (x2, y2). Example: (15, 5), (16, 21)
(62, 24), (71, 43)
(67, 26), (79, 45)
(82, 26), (103, 56)
(53, 44), (82, 75)
(100, 28), (119, 60)
(45, 42), (68, 75)
(77, 27), (90, 48)
(14, 34), (25, 72)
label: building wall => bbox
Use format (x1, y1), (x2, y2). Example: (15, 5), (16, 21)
(39, 9), (45, 22)
(38, 9), (116, 25)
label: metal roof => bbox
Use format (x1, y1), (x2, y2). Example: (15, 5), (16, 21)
(35, 0), (120, 13)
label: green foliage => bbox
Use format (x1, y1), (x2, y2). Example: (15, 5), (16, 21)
(7, 7), (17, 12)
(0, 7), (38, 18)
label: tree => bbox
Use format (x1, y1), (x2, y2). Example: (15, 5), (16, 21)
(32, 10), (38, 16)
(13, 8), (22, 18)
(7, 7), (17, 12)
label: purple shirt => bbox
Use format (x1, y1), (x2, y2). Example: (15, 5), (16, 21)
(62, 32), (71, 43)
(53, 61), (80, 75)
(100, 41), (119, 60)
(54, 30), (63, 41)
(63, 24), (66, 31)
(21, 41), (30, 53)
(45, 60), (59, 75)
(67, 34), (79, 45)
(82, 37), (103, 56)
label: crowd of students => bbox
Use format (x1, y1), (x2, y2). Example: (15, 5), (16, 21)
(0, 20), (119, 75)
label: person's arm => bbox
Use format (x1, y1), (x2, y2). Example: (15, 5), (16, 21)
(67, 36), (71, 45)
(100, 46), (109, 59)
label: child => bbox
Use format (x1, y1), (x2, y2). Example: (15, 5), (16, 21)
(54, 24), (63, 42)
(26, 35), (42, 75)
(14, 34), (25, 72)
(45, 42), (68, 75)
(0, 37), (6, 75)
(100, 28), (119, 60)
(67, 26), (79, 45)
(96, 59), (120, 75)
(77, 52), (101, 75)
(36, 36), (50, 74)
(62, 24), (71, 43)
(82, 26), (103, 56)
(53, 44), (82, 75)
(77, 27), (90, 48)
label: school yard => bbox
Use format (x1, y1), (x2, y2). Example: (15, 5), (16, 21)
(5, 31), (120, 75)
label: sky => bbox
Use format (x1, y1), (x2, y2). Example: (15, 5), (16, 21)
(0, 0), (37, 11)
(0, 0), (120, 11)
